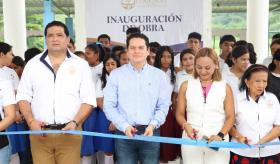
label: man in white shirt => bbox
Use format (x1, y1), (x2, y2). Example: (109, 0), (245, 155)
(17, 21), (96, 164)
(218, 35), (236, 73)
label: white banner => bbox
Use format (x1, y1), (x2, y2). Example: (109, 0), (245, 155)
(85, 0), (205, 45)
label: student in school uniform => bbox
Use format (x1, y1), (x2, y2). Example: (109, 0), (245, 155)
(222, 45), (250, 96)
(81, 43), (105, 164)
(154, 46), (181, 163)
(174, 48), (195, 94)
(0, 79), (16, 164)
(95, 54), (120, 164)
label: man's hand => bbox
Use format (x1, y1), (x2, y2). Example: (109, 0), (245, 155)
(29, 119), (47, 139)
(108, 123), (116, 132)
(62, 121), (78, 131)
(125, 126), (137, 137)
(143, 125), (155, 136)
(15, 112), (24, 124)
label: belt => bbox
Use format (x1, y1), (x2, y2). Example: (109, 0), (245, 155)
(42, 123), (67, 130)
(133, 125), (148, 129)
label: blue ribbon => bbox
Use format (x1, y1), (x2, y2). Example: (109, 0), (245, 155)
(1, 130), (279, 149)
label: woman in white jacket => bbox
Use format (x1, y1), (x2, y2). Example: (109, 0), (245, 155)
(176, 48), (235, 164)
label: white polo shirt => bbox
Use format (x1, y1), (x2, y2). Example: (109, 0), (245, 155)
(91, 62), (103, 85)
(222, 69), (240, 97)
(164, 69), (175, 97)
(16, 50), (96, 125)
(0, 66), (19, 90)
(174, 70), (193, 93)
(231, 91), (280, 157)
(96, 78), (104, 98)
(218, 56), (230, 74)
(0, 80), (16, 119)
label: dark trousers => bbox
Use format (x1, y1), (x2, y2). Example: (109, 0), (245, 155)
(115, 126), (160, 164)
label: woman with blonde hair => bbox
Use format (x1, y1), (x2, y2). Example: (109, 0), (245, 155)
(176, 48), (235, 164)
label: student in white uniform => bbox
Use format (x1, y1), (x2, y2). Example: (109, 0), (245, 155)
(0, 80), (16, 164)
(0, 42), (22, 164)
(85, 43), (105, 84)
(0, 42), (19, 89)
(229, 64), (280, 163)
(218, 35), (236, 74)
(176, 48), (235, 164)
(154, 46), (180, 163)
(82, 43), (105, 164)
(95, 54), (120, 164)
(222, 45), (250, 96)
(174, 49), (195, 93)
(174, 32), (202, 72)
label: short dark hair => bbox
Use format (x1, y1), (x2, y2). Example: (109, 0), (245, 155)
(188, 32), (201, 41)
(70, 37), (75, 45)
(180, 48), (195, 62)
(126, 33), (149, 48)
(126, 27), (141, 36)
(219, 35), (236, 45)
(117, 50), (127, 58)
(86, 43), (105, 62)
(272, 33), (280, 41)
(0, 42), (12, 54)
(97, 34), (111, 42)
(74, 51), (85, 57)
(234, 40), (247, 47)
(44, 21), (69, 37)
(268, 48), (280, 71)
(231, 45), (249, 59)
(271, 38), (280, 48)
(149, 42), (161, 54)
(12, 56), (25, 67)
(112, 45), (125, 55)
(24, 47), (41, 63)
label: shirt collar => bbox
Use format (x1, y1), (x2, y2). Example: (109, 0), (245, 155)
(240, 90), (267, 101)
(39, 49), (72, 75)
(40, 49), (71, 61)
(128, 62), (149, 73)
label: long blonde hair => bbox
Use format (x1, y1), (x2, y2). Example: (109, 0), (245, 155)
(193, 48), (222, 81)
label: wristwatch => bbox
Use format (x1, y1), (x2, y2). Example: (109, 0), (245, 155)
(217, 132), (225, 139)
(70, 120), (79, 127)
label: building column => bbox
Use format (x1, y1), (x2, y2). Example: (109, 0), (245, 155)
(74, 0), (87, 51)
(247, 0), (269, 63)
(3, 0), (27, 58)
(43, 0), (54, 48)
(202, 0), (212, 47)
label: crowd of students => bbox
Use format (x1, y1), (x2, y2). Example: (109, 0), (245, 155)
(0, 20), (280, 164)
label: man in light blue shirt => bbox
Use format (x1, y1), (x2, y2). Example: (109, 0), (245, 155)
(103, 33), (170, 164)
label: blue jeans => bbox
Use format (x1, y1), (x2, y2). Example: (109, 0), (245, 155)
(115, 126), (160, 164)
(0, 145), (11, 164)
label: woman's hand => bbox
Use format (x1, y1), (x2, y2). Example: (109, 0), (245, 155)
(208, 135), (223, 142)
(183, 123), (198, 140)
(236, 135), (250, 144)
